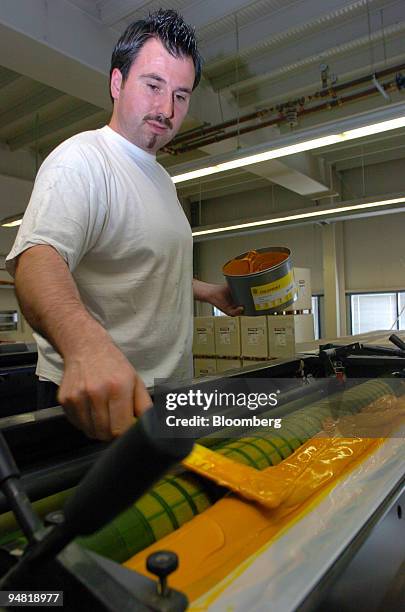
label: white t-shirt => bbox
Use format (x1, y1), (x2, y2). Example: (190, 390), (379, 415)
(6, 126), (193, 388)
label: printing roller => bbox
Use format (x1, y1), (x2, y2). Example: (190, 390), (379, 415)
(0, 408), (194, 611)
(78, 379), (395, 562)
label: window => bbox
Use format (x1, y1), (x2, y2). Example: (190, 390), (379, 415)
(398, 292), (405, 330)
(311, 296), (320, 340)
(213, 306), (225, 316)
(349, 292), (405, 334)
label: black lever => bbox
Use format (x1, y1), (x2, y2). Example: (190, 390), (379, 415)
(0, 433), (43, 544)
(389, 334), (405, 351)
(1, 407), (194, 587)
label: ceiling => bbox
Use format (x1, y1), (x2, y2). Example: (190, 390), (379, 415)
(0, 0), (404, 228)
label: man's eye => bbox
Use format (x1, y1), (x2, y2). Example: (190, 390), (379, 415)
(176, 94), (186, 102)
(148, 84), (159, 92)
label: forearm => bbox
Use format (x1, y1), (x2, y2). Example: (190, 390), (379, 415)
(192, 278), (216, 303)
(192, 278), (243, 317)
(14, 245), (110, 358)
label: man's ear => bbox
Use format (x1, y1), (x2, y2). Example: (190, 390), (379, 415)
(110, 68), (123, 101)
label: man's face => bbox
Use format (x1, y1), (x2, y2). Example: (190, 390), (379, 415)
(110, 37), (195, 153)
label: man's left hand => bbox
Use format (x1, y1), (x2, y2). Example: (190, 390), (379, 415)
(193, 280), (243, 316)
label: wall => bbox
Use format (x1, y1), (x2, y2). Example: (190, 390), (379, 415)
(340, 157), (405, 200)
(195, 160), (405, 318)
(197, 212), (405, 300)
(343, 212), (405, 291)
(200, 184), (309, 226)
(1, 151), (404, 331)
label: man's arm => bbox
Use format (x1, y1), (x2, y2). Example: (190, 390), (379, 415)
(192, 279), (243, 316)
(15, 245), (151, 440)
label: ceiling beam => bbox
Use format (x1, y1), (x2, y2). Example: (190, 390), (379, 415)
(0, 146), (39, 182)
(315, 127), (405, 157)
(182, 0), (255, 31)
(335, 144), (405, 169)
(0, 173), (33, 219)
(98, 0), (153, 27)
(226, 18), (405, 97)
(246, 156), (332, 198)
(237, 43), (405, 109)
(0, 86), (65, 130)
(37, 110), (110, 156)
(200, 0), (384, 64)
(0, 67), (21, 90)
(8, 104), (102, 151)
(0, 0), (116, 109)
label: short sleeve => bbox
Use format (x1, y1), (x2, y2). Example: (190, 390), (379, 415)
(6, 152), (107, 276)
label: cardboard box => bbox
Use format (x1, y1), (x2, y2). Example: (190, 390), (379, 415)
(267, 313), (315, 356)
(241, 316), (268, 358)
(216, 358), (242, 373)
(214, 316), (241, 357)
(194, 357), (217, 378)
(193, 316), (216, 356)
(294, 313), (315, 343)
(242, 358), (271, 368)
(293, 267), (312, 310)
(267, 315), (296, 358)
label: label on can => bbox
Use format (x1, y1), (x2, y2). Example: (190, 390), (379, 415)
(250, 271), (295, 311)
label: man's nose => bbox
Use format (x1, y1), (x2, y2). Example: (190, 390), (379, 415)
(157, 91), (174, 119)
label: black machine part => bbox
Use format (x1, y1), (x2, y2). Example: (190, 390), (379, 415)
(0, 408), (194, 611)
(0, 434), (44, 545)
(389, 333), (405, 351)
(318, 337), (405, 377)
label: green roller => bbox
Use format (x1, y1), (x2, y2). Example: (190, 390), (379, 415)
(79, 379), (395, 561)
(0, 488), (75, 548)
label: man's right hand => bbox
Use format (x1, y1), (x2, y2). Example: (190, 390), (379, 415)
(14, 246), (152, 442)
(58, 338), (152, 440)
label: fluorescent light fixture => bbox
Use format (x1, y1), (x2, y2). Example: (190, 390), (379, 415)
(1, 214), (23, 228)
(192, 197), (405, 237)
(172, 115), (405, 184)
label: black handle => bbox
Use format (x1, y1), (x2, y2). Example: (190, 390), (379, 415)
(0, 410), (194, 590)
(389, 334), (405, 351)
(0, 433), (43, 543)
(0, 432), (19, 484)
(63, 407), (194, 537)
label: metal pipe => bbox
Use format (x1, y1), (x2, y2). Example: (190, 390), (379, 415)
(174, 78), (398, 154)
(167, 62), (405, 153)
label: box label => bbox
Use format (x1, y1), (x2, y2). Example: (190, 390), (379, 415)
(274, 328), (287, 346)
(219, 329), (231, 344)
(197, 331), (207, 344)
(247, 328), (264, 344)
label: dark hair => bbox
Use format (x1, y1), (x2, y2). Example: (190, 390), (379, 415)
(109, 9), (203, 102)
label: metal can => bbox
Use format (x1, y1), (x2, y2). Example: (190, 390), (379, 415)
(223, 247), (297, 316)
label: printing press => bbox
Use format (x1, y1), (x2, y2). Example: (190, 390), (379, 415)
(0, 335), (404, 611)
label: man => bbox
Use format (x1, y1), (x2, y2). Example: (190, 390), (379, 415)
(6, 10), (241, 441)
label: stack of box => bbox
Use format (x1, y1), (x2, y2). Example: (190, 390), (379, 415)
(193, 357), (217, 377)
(293, 267), (312, 312)
(193, 316), (216, 356)
(193, 316), (217, 377)
(267, 315), (296, 358)
(193, 268), (314, 374)
(214, 316), (242, 372)
(240, 316), (269, 367)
